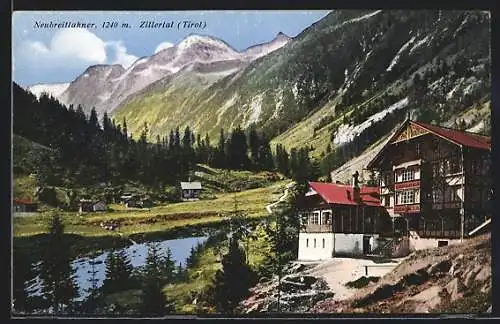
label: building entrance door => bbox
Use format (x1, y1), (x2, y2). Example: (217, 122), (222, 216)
(407, 213), (421, 231)
(363, 235), (371, 254)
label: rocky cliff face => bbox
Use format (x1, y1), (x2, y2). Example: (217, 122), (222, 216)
(238, 263), (334, 313)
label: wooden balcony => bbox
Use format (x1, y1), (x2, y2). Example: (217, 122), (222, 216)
(394, 203), (420, 213)
(394, 180), (421, 190)
(302, 224), (332, 233)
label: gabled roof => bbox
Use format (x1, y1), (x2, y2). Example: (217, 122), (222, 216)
(367, 119), (491, 169)
(308, 182), (381, 207)
(180, 182), (202, 190)
(80, 199), (106, 205)
(13, 198), (36, 205)
(413, 121), (491, 150)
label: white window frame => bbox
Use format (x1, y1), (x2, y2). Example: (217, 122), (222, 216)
(399, 190), (416, 204)
(310, 211), (320, 225)
(401, 168), (415, 182)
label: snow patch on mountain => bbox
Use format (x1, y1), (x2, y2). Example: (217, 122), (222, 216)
(98, 91), (112, 102)
(52, 33), (288, 115)
(292, 82), (299, 99)
(271, 88), (284, 119)
(243, 32), (291, 60)
(333, 97), (409, 146)
(386, 36), (416, 71)
(428, 76), (445, 91)
(340, 10), (382, 28)
(130, 57), (149, 69)
(409, 35), (431, 53)
(463, 77), (481, 95)
(454, 16), (469, 37)
(446, 78), (464, 100)
(247, 94), (264, 126)
(178, 35), (231, 52)
(217, 93), (239, 126)
(27, 82), (70, 99)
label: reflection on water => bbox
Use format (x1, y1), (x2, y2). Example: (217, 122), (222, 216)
(28, 236), (207, 301)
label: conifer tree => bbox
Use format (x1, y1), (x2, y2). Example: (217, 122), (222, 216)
(247, 125), (260, 169)
(13, 248), (37, 313)
(214, 128), (227, 168)
(89, 107), (100, 129)
(205, 237), (254, 314)
(102, 250), (134, 294)
(84, 254), (101, 314)
(257, 136), (274, 171)
(161, 248), (176, 283)
(122, 117), (128, 140)
(139, 243), (175, 316)
(227, 126), (249, 170)
(185, 246), (198, 269)
(39, 214), (79, 314)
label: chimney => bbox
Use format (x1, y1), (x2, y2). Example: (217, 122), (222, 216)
(352, 171), (360, 203)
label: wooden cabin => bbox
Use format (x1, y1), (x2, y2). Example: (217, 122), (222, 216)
(297, 173), (395, 260)
(141, 198), (154, 209)
(180, 182), (202, 201)
(124, 197), (141, 208)
(366, 119), (491, 248)
(79, 199), (108, 213)
(13, 199), (38, 216)
(120, 194), (134, 204)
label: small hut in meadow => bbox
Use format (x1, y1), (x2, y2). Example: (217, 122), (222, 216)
(13, 199), (38, 216)
(180, 182), (202, 201)
(79, 199), (108, 213)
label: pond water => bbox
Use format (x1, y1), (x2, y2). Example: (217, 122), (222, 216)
(28, 236), (207, 301)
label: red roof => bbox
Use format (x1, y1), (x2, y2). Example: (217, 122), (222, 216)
(413, 121), (491, 150)
(308, 182), (381, 206)
(13, 198), (35, 205)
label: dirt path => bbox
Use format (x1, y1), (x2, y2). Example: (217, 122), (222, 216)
(300, 257), (405, 301)
(312, 234), (491, 313)
(266, 182), (295, 214)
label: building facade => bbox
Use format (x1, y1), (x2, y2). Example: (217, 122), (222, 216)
(180, 182), (202, 201)
(13, 199), (38, 217)
(367, 119), (491, 241)
(297, 174), (394, 260)
(79, 200), (108, 213)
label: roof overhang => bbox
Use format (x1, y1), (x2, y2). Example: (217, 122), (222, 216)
(366, 119), (410, 169)
(393, 159), (422, 170)
(305, 188), (318, 197)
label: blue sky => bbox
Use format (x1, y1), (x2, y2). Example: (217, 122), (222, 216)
(12, 11), (331, 87)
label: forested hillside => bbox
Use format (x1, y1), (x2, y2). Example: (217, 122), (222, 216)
(13, 84), (317, 205)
